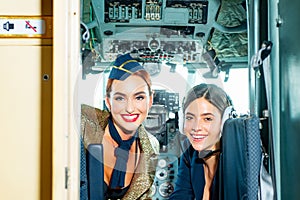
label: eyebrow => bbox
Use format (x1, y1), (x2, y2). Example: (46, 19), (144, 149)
(112, 91), (147, 97)
(185, 112), (215, 117)
(134, 91), (147, 96)
(112, 92), (125, 96)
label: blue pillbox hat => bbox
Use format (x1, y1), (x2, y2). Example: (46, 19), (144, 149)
(108, 53), (145, 80)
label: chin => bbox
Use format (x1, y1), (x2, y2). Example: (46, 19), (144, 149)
(191, 144), (204, 152)
(122, 125), (140, 134)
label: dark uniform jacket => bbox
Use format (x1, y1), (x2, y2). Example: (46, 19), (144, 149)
(170, 116), (262, 200)
(169, 139), (220, 200)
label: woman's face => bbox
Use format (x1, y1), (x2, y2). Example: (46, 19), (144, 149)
(184, 97), (222, 152)
(105, 75), (152, 135)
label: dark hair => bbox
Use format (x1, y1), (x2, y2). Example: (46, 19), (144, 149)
(106, 70), (152, 98)
(182, 83), (232, 115)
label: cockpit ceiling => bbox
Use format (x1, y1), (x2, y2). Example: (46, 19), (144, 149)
(211, 0), (248, 58)
(80, 0), (248, 74)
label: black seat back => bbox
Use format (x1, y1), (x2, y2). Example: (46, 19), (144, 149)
(87, 144), (104, 200)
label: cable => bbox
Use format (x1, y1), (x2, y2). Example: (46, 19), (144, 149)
(81, 21), (90, 43)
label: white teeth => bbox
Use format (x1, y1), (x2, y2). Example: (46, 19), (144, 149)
(191, 134), (206, 139)
(123, 115), (137, 120)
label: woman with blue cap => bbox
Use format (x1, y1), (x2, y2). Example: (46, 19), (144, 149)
(80, 53), (159, 199)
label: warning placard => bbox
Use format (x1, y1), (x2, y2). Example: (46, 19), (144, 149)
(0, 16), (52, 38)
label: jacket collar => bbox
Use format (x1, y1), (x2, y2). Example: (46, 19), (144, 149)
(122, 125), (158, 199)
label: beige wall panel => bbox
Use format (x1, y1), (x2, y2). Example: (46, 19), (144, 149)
(0, 0), (52, 15)
(0, 0), (53, 199)
(0, 43), (45, 200)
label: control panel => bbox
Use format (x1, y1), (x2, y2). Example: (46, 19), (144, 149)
(166, 0), (208, 24)
(148, 154), (179, 199)
(104, 0), (143, 23)
(103, 0), (208, 24)
(143, 90), (182, 199)
(83, 0), (221, 75)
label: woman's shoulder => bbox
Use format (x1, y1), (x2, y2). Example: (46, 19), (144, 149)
(81, 104), (110, 128)
(80, 104), (110, 147)
(138, 125), (160, 155)
(146, 131), (160, 155)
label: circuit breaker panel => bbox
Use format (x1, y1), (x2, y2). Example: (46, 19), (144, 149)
(82, 0), (221, 76)
(102, 0), (209, 24)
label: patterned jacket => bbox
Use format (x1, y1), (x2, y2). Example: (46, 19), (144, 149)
(80, 104), (159, 200)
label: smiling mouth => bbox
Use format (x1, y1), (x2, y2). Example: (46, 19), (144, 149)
(121, 114), (139, 122)
(190, 134), (207, 141)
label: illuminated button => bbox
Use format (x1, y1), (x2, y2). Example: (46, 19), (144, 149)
(158, 158), (167, 168)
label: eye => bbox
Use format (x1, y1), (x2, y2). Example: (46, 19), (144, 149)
(185, 115), (193, 120)
(114, 96), (125, 101)
(136, 95), (145, 101)
(204, 117), (213, 122)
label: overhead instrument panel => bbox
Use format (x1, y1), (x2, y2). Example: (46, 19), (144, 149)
(103, 0), (208, 24)
(165, 0), (208, 24)
(103, 0), (143, 23)
(82, 0), (221, 73)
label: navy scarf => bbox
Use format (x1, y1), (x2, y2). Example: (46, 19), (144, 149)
(108, 118), (137, 188)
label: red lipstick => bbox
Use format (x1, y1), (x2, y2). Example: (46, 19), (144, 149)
(121, 114), (139, 122)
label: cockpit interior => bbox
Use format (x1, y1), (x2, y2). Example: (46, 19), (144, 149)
(78, 0), (273, 199)
(79, 0), (252, 123)
(3, 0), (300, 199)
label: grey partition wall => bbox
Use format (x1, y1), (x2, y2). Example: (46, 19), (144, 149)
(269, 0), (300, 199)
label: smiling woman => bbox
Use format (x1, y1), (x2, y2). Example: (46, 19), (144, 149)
(169, 83), (233, 200)
(80, 53), (159, 200)
(105, 74), (152, 138)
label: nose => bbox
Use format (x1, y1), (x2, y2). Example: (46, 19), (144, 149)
(125, 98), (135, 113)
(192, 119), (203, 132)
